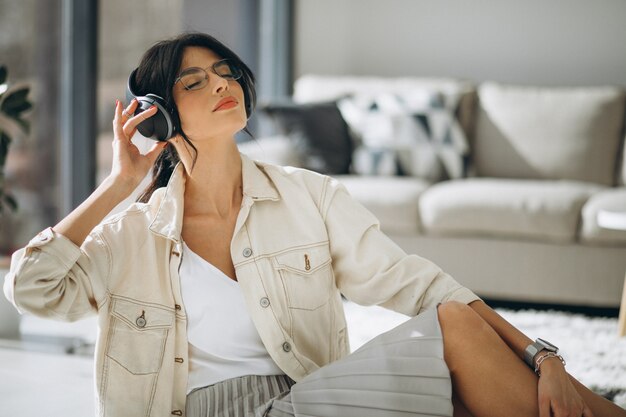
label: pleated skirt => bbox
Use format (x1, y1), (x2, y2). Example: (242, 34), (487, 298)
(185, 307), (452, 417)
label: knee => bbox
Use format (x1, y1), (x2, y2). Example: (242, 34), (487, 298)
(437, 300), (473, 324)
(437, 301), (491, 370)
(437, 301), (488, 339)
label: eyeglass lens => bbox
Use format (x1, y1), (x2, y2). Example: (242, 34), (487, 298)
(178, 60), (242, 90)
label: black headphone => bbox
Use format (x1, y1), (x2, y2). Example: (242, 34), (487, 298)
(126, 68), (176, 142)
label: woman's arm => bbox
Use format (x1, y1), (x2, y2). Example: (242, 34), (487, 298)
(53, 175), (135, 247)
(468, 299), (534, 359)
(55, 100), (164, 246)
(2, 175), (129, 319)
(3, 100), (165, 320)
(469, 299), (571, 376)
(321, 177), (480, 314)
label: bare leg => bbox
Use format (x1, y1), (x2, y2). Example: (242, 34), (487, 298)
(437, 302), (626, 417)
(438, 302), (538, 417)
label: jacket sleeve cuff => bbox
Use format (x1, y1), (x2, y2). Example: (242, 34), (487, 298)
(3, 248), (25, 314)
(25, 227), (83, 270)
(443, 286), (482, 305)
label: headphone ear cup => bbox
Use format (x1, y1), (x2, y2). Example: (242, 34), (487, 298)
(134, 95), (174, 141)
(126, 69), (176, 141)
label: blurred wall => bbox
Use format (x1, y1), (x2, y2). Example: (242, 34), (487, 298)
(294, 0), (626, 87)
(99, 0), (183, 80)
(182, 0), (259, 77)
(181, 0), (260, 138)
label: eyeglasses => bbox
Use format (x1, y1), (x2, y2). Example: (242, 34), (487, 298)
(174, 59), (243, 91)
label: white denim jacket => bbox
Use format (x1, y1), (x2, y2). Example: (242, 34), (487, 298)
(3, 152), (479, 417)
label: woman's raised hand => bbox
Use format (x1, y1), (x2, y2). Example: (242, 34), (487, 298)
(110, 98), (168, 191)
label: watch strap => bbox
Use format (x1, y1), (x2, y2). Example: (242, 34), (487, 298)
(524, 342), (541, 368)
(524, 339), (559, 368)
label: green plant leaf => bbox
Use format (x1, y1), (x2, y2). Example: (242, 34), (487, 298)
(0, 66), (27, 217)
(12, 117), (30, 135)
(1, 87), (32, 118)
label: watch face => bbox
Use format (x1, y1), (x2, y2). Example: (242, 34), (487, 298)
(537, 338), (558, 351)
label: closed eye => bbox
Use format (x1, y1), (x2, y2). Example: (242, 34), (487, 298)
(184, 81), (202, 90)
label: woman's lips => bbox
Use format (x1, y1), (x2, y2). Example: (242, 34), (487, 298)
(213, 97), (238, 111)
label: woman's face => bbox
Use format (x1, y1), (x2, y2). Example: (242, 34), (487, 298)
(171, 46), (247, 141)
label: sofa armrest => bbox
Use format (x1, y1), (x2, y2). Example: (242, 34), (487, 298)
(581, 187), (626, 245)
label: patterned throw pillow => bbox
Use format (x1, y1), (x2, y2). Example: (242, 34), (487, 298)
(337, 91), (470, 181)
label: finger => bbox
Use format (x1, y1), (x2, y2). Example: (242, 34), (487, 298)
(125, 98), (139, 112)
(124, 127), (137, 142)
(122, 98), (139, 119)
(112, 99), (126, 139)
(538, 397), (551, 417)
(123, 105), (158, 135)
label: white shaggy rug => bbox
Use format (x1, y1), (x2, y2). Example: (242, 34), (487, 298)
(342, 300), (626, 408)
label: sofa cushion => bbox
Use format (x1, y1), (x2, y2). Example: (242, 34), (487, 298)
(333, 175), (430, 235)
(258, 100), (353, 175)
(419, 178), (604, 242)
(474, 83), (626, 186)
(580, 188), (626, 245)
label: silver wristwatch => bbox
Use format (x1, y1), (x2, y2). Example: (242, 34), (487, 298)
(523, 338), (559, 368)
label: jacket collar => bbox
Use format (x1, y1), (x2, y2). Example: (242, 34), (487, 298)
(149, 152), (280, 242)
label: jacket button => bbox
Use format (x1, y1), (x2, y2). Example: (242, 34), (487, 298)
(282, 342), (291, 352)
(174, 304), (182, 311)
(172, 250), (181, 257)
(171, 410), (183, 416)
(260, 297), (270, 308)
(136, 310), (146, 328)
(175, 357), (184, 363)
(242, 247), (253, 257)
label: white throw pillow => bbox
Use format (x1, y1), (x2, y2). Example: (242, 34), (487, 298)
(475, 83), (626, 186)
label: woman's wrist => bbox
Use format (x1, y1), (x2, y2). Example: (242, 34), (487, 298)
(534, 351), (566, 377)
(106, 173), (140, 196)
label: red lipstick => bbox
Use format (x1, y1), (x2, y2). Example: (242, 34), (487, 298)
(213, 97), (238, 112)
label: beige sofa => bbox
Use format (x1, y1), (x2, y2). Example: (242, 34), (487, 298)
(241, 76), (626, 308)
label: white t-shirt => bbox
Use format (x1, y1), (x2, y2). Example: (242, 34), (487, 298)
(180, 239), (285, 394)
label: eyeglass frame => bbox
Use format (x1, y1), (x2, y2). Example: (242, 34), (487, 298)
(173, 58), (243, 90)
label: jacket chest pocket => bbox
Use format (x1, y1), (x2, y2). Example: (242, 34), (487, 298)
(272, 243), (334, 311)
(106, 297), (175, 375)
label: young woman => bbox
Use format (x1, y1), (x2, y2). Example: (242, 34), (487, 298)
(3, 32), (624, 417)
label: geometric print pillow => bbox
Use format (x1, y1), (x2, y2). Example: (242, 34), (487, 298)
(337, 90), (470, 181)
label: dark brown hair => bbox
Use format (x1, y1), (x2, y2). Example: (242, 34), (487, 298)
(134, 32), (256, 203)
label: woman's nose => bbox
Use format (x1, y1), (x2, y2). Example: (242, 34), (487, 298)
(211, 73), (229, 95)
